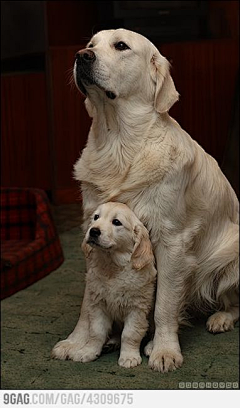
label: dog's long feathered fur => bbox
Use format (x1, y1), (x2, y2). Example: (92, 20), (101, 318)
(53, 29), (239, 373)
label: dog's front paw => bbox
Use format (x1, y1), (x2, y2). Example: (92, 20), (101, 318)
(206, 311), (234, 333)
(51, 339), (88, 361)
(51, 340), (75, 360)
(148, 348), (183, 373)
(118, 352), (142, 368)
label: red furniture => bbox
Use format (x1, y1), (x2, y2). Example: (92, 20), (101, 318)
(1, 188), (64, 299)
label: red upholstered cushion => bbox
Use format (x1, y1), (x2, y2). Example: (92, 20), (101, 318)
(1, 189), (36, 240)
(1, 188), (64, 299)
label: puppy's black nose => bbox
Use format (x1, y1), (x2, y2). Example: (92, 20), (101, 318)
(89, 227), (101, 238)
(76, 49), (96, 63)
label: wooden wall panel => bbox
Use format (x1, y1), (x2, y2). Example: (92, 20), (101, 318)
(48, 46), (91, 195)
(209, 1), (239, 40)
(161, 39), (238, 164)
(1, 73), (51, 189)
(46, 1), (98, 46)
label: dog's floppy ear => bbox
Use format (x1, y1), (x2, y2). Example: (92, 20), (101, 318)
(131, 224), (154, 270)
(81, 238), (92, 258)
(151, 53), (179, 113)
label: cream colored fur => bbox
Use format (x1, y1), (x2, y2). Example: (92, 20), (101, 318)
(52, 202), (156, 368)
(52, 29), (239, 372)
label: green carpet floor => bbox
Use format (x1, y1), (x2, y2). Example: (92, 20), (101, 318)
(1, 205), (239, 390)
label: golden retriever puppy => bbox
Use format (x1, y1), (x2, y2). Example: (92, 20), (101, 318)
(55, 29), (239, 373)
(52, 202), (156, 368)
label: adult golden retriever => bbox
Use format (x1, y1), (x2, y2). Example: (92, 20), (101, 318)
(53, 29), (239, 373)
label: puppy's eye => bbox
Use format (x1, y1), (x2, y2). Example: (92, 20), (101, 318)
(114, 41), (130, 51)
(88, 43), (94, 48)
(112, 219), (122, 226)
(94, 214), (99, 220)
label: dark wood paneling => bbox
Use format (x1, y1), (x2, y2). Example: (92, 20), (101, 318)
(46, 1), (98, 46)
(209, 1), (239, 40)
(48, 46), (91, 191)
(53, 187), (82, 205)
(1, 73), (51, 189)
(161, 39), (238, 164)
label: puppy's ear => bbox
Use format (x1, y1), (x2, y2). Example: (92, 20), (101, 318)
(81, 238), (92, 258)
(131, 225), (154, 270)
(151, 53), (179, 113)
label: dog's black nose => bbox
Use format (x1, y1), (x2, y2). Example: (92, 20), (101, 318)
(89, 227), (101, 238)
(76, 49), (96, 63)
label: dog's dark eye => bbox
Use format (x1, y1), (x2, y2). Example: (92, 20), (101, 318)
(94, 214), (99, 221)
(88, 43), (94, 48)
(112, 219), (122, 226)
(114, 41), (130, 51)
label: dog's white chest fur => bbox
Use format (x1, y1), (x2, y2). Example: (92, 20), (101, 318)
(86, 253), (155, 322)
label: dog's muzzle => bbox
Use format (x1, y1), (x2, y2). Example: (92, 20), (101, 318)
(87, 227), (101, 246)
(76, 49), (96, 64)
(75, 49), (96, 94)
(74, 49), (116, 99)
(89, 227), (101, 238)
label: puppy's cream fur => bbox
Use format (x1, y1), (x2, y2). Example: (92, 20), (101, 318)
(52, 202), (156, 368)
(53, 29), (239, 373)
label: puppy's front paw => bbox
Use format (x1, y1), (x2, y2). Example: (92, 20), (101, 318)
(118, 352), (142, 368)
(148, 348), (183, 373)
(206, 312), (234, 333)
(102, 335), (121, 354)
(75, 345), (100, 363)
(144, 340), (153, 357)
